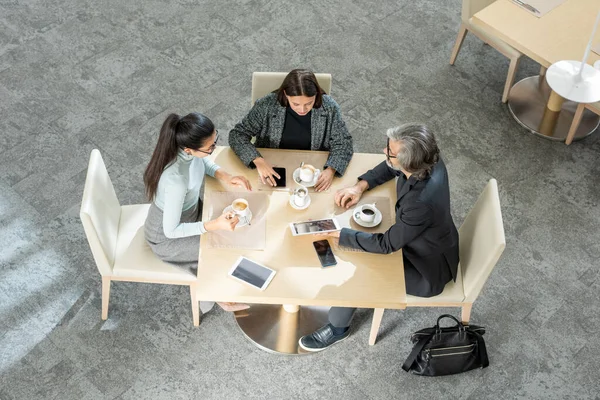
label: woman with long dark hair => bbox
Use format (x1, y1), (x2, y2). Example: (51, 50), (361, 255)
(144, 112), (251, 312)
(229, 69), (353, 192)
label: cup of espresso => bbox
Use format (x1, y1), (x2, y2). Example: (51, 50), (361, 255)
(355, 204), (377, 223)
(231, 198), (250, 217)
(292, 186), (309, 208)
(299, 164), (319, 183)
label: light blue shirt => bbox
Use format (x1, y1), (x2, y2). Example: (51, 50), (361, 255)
(154, 150), (220, 238)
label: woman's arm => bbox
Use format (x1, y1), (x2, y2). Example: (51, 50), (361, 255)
(323, 99), (353, 176)
(201, 157), (220, 177)
(228, 98), (268, 167)
(162, 176), (206, 239)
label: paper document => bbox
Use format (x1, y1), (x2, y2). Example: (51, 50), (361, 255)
(510, 0), (567, 18)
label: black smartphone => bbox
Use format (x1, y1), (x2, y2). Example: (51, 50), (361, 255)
(272, 167), (287, 187)
(313, 239), (337, 267)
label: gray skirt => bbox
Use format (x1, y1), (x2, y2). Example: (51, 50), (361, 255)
(144, 201), (203, 271)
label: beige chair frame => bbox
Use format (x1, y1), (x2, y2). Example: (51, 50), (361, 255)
(566, 102), (600, 145)
(450, 0), (522, 103)
(80, 149), (200, 326)
(369, 179), (506, 345)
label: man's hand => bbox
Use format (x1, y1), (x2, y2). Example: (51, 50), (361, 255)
(334, 180), (369, 209)
(314, 167), (335, 192)
(253, 157), (280, 187)
(315, 231), (340, 239)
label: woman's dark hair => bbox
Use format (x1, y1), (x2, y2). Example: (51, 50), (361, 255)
(143, 112), (215, 200)
(387, 123), (440, 180)
(275, 69), (326, 108)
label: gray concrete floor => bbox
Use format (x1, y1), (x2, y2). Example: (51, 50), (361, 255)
(1, 0), (600, 399)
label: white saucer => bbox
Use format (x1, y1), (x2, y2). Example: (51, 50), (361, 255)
(289, 195), (311, 210)
(292, 168), (320, 188)
(352, 206), (382, 228)
(222, 205), (253, 227)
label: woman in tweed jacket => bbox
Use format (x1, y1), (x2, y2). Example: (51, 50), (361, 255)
(228, 69), (353, 192)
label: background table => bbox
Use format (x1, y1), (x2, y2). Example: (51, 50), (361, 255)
(472, 0), (600, 141)
(196, 147), (406, 354)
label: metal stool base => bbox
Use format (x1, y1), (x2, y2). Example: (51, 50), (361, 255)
(507, 76), (599, 141)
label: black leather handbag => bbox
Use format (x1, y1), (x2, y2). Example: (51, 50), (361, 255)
(402, 314), (489, 376)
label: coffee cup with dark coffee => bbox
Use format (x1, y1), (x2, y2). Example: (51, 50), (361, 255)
(355, 204), (377, 223)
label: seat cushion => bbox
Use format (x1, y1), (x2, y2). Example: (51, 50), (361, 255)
(113, 204), (196, 282)
(467, 18), (522, 59)
(406, 263), (465, 304)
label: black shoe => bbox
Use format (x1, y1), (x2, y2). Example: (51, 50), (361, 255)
(299, 324), (350, 352)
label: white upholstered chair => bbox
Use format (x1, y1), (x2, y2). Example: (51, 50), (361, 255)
(450, 0), (522, 103)
(251, 72), (332, 105)
(80, 149), (200, 326)
(369, 179), (506, 345)
(566, 102), (600, 145)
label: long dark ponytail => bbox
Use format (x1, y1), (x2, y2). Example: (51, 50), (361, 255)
(143, 112), (215, 200)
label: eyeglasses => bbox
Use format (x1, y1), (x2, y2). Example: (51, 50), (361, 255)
(196, 131), (219, 155)
(386, 138), (397, 160)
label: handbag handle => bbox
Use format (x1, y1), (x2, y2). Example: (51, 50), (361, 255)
(436, 314), (463, 331)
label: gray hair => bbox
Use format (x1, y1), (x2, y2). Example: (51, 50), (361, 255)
(386, 123), (440, 180)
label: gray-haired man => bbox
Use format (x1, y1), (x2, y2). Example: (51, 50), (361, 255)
(299, 123), (459, 352)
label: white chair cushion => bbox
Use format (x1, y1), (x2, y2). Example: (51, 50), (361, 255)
(406, 263), (465, 304)
(467, 17), (522, 59)
(112, 204), (196, 282)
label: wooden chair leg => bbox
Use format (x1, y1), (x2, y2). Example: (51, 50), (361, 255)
(101, 277), (111, 320)
(539, 65), (547, 78)
(502, 56), (521, 103)
(190, 284), (200, 327)
(461, 303), (473, 324)
(369, 308), (385, 346)
(450, 24), (468, 65)
(566, 103), (586, 145)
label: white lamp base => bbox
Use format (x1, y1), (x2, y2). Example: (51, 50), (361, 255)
(546, 60), (600, 103)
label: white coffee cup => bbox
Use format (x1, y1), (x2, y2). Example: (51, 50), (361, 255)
(231, 198), (250, 217)
(299, 164), (319, 183)
(355, 204), (377, 223)
(292, 187), (309, 208)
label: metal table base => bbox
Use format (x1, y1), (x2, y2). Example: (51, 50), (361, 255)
(234, 304), (330, 355)
(507, 75), (600, 141)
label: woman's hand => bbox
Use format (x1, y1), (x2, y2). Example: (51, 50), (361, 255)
(215, 170), (252, 191)
(204, 212), (239, 232)
(227, 175), (252, 191)
(253, 157), (280, 187)
(314, 167), (335, 192)
(334, 181), (368, 209)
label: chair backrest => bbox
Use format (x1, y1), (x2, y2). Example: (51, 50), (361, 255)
(459, 179), (506, 302)
(461, 0), (496, 22)
(251, 72), (333, 105)
(80, 149), (122, 276)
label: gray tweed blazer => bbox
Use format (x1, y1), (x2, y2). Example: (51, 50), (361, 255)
(228, 93), (353, 175)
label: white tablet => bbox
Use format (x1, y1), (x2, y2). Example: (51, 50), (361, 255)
(228, 256), (276, 291)
(289, 218), (341, 236)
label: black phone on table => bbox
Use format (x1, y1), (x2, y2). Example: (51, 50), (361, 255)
(272, 167), (286, 187)
(313, 239), (337, 267)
